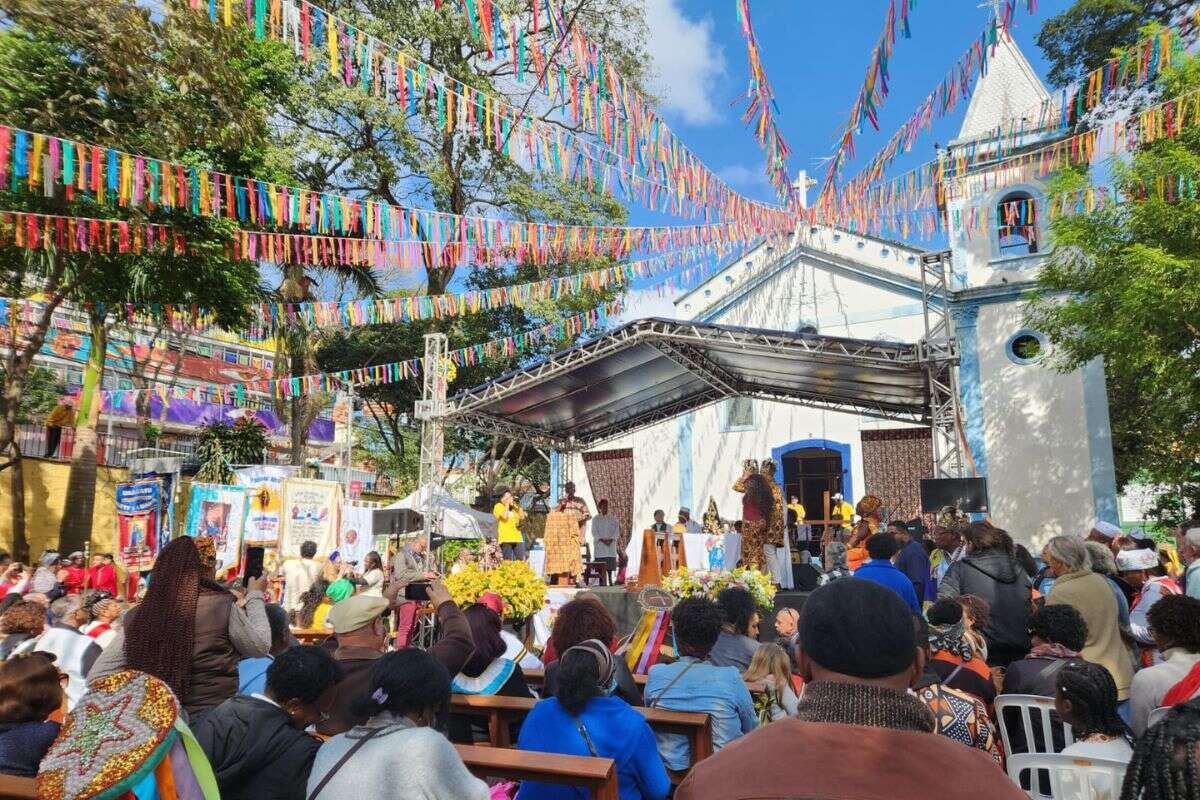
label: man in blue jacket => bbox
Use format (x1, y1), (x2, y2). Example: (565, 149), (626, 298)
(854, 533), (921, 612)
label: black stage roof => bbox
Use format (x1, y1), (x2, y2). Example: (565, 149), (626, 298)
(441, 317), (932, 450)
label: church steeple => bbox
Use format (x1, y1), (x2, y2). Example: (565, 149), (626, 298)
(955, 28), (1052, 144)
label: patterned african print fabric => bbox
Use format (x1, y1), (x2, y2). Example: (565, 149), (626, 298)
(916, 682), (1002, 766)
(38, 670), (220, 800)
(543, 511), (582, 576)
(740, 519), (767, 570)
(764, 477), (785, 547)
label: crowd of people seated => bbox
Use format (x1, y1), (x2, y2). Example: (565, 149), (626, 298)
(3, 518), (1200, 800)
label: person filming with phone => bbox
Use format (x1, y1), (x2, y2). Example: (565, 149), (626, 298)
(391, 536), (438, 592)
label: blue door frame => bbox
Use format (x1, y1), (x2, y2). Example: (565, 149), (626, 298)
(771, 438), (853, 504)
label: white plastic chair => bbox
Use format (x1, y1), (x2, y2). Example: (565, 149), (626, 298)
(1145, 705), (1171, 730)
(1006, 753), (1128, 800)
(996, 695), (1076, 758)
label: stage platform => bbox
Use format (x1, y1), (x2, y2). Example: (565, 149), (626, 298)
(587, 586), (809, 641)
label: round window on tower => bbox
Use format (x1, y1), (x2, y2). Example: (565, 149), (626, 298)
(1006, 330), (1048, 365)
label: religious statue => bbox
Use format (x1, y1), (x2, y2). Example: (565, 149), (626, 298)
(702, 497), (723, 535)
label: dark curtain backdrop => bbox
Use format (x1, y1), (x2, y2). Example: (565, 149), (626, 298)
(582, 449), (635, 552)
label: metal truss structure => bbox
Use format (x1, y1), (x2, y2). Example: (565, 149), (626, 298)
(919, 250), (965, 479)
(415, 253), (966, 493)
(414, 332), (448, 550)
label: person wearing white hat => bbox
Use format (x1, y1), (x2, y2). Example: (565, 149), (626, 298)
(1118, 548), (1182, 668)
(1086, 520), (1126, 555)
(674, 507), (702, 535)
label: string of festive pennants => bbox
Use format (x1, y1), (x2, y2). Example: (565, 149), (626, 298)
(734, 0), (791, 198)
(822, 17), (1193, 225)
(818, 0), (1038, 204)
(0, 210), (185, 256)
(0, 125), (786, 268)
(187, 0), (789, 226)
(96, 299), (623, 406)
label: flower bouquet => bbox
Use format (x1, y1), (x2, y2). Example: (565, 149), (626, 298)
(444, 560), (548, 621)
(661, 565), (778, 609)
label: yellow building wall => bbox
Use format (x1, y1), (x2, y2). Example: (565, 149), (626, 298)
(0, 457), (126, 556)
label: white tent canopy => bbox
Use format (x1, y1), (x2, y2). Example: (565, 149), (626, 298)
(387, 484), (497, 540)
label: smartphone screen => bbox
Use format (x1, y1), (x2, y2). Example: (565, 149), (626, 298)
(245, 547), (265, 580)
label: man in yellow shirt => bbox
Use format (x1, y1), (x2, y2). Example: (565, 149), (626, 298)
(493, 487), (526, 560)
(830, 493), (854, 526)
(44, 399), (74, 457)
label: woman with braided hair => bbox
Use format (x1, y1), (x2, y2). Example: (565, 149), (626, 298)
(1120, 699), (1200, 800)
(87, 537), (272, 720)
(1056, 660), (1134, 763)
(734, 460), (775, 571)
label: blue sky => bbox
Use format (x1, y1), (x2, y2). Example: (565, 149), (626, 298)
(611, 0), (1073, 315)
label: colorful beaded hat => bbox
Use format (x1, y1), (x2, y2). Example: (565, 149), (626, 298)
(38, 670), (206, 800)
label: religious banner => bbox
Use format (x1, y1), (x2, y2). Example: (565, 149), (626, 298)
(280, 478), (341, 559)
(115, 479), (162, 571)
(129, 456), (182, 547)
(235, 466), (290, 545)
(184, 483), (249, 579)
(336, 504), (375, 567)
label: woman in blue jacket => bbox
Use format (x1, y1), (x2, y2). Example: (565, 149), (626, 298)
(516, 640), (669, 800)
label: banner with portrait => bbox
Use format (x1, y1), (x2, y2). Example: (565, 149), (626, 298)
(115, 479), (162, 571)
(280, 478), (341, 558)
(184, 483), (248, 579)
(234, 466), (290, 545)
(336, 504), (375, 567)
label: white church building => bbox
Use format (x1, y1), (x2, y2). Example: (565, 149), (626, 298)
(565, 33), (1119, 553)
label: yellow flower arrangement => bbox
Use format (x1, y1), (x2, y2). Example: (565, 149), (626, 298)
(444, 560), (547, 620)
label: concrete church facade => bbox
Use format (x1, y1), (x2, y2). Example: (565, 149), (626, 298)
(567, 34), (1118, 554)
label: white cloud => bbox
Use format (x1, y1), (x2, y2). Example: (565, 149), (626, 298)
(717, 163), (770, 192)
(644, 0), (727, 126)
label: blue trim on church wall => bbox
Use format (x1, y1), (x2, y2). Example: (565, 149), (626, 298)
(549, 452), (560, 503)
(952, 305), (989, 477)
(771, 438), (853, 505)
(1081, 358), (1120, 524)
(677, 414), (694, 512)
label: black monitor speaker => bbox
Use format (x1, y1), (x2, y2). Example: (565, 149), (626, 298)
(373, 508), (424, 537)
(920, 478), (989, 514)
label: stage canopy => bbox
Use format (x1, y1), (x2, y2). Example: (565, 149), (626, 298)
(439, 317), (934, 451)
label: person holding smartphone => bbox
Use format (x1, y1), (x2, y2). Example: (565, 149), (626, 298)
(494, 488), (527, 561)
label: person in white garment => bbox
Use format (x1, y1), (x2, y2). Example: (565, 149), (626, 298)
(1118, 547), (1181, 667)
(590, 499), (620, 584)
(281, 541), (322, 624)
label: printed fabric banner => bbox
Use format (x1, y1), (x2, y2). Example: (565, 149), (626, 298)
(336, 504), (375, 567)
(184, 483), (249, 579)
(235, 466), (290, 545)
(280, 478), (341, 558)
(115, 479), (162, 571)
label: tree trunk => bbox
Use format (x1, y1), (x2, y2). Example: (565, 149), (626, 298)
(290, 392), (304, 467)
(58, 316), (107, 553)
(7, 442), (28, 562)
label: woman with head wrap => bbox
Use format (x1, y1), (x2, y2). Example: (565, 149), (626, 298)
(86, 537), (273, 721)
(516, 639), (670, 800)
(28, 553), (61, 597)
(844, 495), (882, 572)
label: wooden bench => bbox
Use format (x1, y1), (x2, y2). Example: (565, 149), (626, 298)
(456, 744), (619, 800)
(449, 693), (713, 765)
(523, 667), (763, 696)
(0, 775), (36, 800)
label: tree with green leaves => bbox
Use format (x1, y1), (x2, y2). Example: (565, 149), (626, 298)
(301, 0), (647, 485)
(1036, 0), (1192, 87)
(0, 0), (297, 551)
(1027, 53), (1200, 525)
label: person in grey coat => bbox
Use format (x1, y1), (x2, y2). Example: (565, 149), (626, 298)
(938, 521), (1032, 668)
(306, 649), (488, 800)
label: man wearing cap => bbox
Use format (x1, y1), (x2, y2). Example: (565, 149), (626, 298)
(1086, 519), (1127, 554)
(673, 507), (702, 535)
(1120, 547), (1181, 667)
(317, 579), (473, 736)
(830, 493), (854, 529)
(675, 580), (1025, 800)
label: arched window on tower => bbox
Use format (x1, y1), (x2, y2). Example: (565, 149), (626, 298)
(995, 190), (1039, 256)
